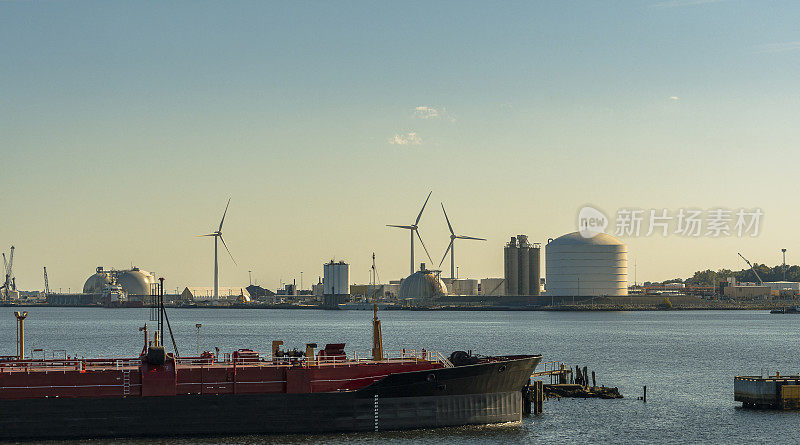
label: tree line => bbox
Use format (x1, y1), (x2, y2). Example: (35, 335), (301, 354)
(655, 264), (800, 286)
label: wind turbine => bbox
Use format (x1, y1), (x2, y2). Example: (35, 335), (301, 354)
(387, 191), (434, 275)
(198, 198), (236, 299)
(439, 203), (486, 279)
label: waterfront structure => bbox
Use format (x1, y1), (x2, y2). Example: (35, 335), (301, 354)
(763, 281), (800, 294)
(83, 266), (156, 298)
(442, 278), (478, 296)
(398, 263), (448, 300)
(181, 286), (250, 302)
(545, 232), (627, 297)
(349, 283), (400, 301)
(323, 260), (350, 307)
(479, 278), (506, 296)
(504, 235), (541, 296)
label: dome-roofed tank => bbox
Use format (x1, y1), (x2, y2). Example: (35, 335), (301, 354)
(399, 263), (448, 299)
(545, 232), (627, 297)
(83, 267), (112, 293)
(116, 267), (155, 296)
(82, 266), (155, 296)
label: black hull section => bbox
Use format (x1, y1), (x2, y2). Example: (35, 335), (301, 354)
(0, 356), (540, 439)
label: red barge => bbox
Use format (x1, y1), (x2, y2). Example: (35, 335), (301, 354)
(0, 305), (541, 439)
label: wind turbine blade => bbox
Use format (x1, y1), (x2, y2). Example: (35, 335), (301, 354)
(456, 235), (486, 241)
(441, 203), (454, 235)
(219, 235), (237, 265)
(218, 197), (231, 232)
(197, 234), (216, 237)
(386, 224), (414, 229)
(415, 229), (434, 264)
(415, 191), (432, 226)
(439, 240), (453, 268)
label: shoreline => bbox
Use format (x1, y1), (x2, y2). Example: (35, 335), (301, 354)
(2, 302), (794, 312)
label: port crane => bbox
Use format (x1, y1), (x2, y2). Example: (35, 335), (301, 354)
(1, 246), (14, 300)
(737, 252), (764, 285)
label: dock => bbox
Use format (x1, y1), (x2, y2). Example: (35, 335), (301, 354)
(735, 374), (800, 409)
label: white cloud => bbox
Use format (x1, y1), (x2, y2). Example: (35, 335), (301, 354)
(754, 42), (800, 54)
(414, 106), (439, 119)
(669, 96), (680, 101)
(413, 105), (456, 122)
(389, 132), (423, 145)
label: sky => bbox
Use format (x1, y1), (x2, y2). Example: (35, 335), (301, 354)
(2, 1), (800, 292)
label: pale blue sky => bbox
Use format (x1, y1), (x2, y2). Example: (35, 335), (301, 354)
(2, 1), (799, 291)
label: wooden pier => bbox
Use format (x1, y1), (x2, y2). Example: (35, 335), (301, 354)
(531, 361), (573, 384)
(523, 362), (622, 414)
(735, 374), (800, 409)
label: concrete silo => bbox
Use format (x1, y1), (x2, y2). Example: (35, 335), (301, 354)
(545, 232), (627, 297)
(323, 260), (350, 307)
(503, 235), (541, 296)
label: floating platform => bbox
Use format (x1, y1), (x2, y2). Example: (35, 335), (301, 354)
(734, 374), (800, 409)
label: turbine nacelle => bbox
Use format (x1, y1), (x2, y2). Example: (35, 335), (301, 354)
(387, 191), (434, 274)
(439, 203), (486, 279)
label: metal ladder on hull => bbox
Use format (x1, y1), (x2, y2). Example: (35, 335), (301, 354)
(122, 369), (131, 396)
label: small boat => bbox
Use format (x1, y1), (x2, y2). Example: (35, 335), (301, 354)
(770, 306), (800, 314)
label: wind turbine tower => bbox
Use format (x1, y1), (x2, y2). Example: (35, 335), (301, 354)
(439, 204), (486, 279)
(199, 198), (236, 299)
(387, 191), (434, 275)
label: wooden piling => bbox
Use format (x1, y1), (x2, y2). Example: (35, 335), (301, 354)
(522, 379), (532, 416)
(533, 380), (544, 414)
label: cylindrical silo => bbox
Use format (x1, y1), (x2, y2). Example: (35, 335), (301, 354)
(529, 246), (541, 296)
(504, 237), (519, 295)
(545, 232), (627, 297)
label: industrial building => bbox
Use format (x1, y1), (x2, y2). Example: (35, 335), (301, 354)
(479, 278), (506, 296)
(83, 266), (156, 300)
(323, 260), (350, 307)
(545, 232), (627, 297)
(398, 263), (448, 300)
(504, 235), (541, 296)
(442, 278), (478, 296)
(723, 285), (771, 300)
(349, 283), (401, 300)
(181, 287), (251, 302)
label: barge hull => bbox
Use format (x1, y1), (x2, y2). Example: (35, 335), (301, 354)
(0, 356), (539, 439)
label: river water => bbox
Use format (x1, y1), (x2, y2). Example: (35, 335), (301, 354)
(1, 307), (797, 444)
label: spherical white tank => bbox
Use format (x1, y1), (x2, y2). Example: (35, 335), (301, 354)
(545, 232), (627, 297)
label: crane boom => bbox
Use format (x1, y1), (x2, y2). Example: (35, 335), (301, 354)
(737, 252), (764, 285)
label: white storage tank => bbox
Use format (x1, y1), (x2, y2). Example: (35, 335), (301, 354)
(545, 232), (627, 297)
(323, 261), (350, 296)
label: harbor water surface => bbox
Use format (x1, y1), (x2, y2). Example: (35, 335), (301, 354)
(1, 308), (797, 444)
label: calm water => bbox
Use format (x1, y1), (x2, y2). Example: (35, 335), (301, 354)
(1, 307), (797, 444)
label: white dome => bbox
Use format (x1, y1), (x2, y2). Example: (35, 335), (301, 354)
(399, 265), (448, 299)
(116, 268), (154, 295)
(83, 267), (155, 295)
(83, 272), (111, 293)
(545, 232), (627, 297)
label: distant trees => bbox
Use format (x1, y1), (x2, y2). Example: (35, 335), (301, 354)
(682, 264), (800, 286)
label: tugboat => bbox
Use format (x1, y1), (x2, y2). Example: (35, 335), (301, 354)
(770, 305), (800, 314)
(0, 280), (541, 439)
